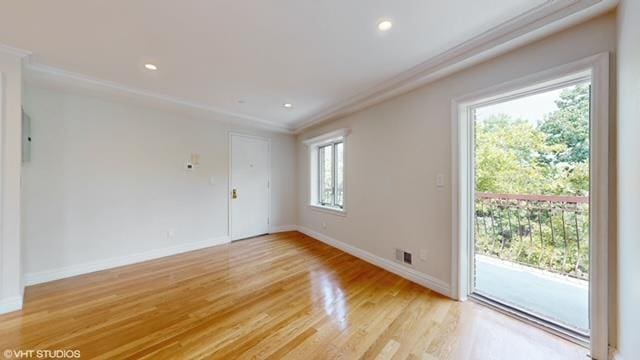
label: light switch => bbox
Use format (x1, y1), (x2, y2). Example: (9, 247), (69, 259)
(436, 174), (445, 187)
(190, 153), (200, 165)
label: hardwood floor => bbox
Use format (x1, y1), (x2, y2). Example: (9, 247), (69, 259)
(0, 232), (587, 359)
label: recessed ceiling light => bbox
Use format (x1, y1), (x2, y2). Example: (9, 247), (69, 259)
(283, 103), (293, 108)
(377, 20), (393, 32)
(144, 63), (158, 71)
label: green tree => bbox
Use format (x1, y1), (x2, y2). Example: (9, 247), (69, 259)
(475, 114), (565, 194)
(539, 85), (590, 165)
(475, 85), (591, 196)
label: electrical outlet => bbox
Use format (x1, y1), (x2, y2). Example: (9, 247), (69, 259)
(395, 249), (413, 265)
(167, 228), (176, 239)
(420, 249), (428, 261)
(321, 221), (327, 229)
(403, 251), (412, 265)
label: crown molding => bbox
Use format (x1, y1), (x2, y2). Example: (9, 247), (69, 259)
(0, 43), (31, 59)
(24, 62), (295, 134)
(292, 0), (618, 133)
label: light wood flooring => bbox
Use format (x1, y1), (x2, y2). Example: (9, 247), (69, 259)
(0, 231), (588, 359)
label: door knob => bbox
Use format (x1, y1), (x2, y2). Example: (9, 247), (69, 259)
(232, 189), (238, 199)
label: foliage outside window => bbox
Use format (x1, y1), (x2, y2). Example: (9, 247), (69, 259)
(474, 84), (591, 279)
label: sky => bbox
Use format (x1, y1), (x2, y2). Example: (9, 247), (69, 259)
(475, 87), (565, 124)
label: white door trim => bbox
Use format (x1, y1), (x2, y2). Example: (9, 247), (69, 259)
(228, 132), (272, 241)
(450, 53), (609, 359)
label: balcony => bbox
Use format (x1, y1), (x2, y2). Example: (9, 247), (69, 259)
(473, 192), (589, 333)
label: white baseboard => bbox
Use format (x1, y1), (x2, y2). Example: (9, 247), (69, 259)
(24, 236), (230, 286)
(24, 228), (452, 299)
(269, 225), (298, 233)
(0, 295), (23, 314)
(297, 226), (452, 297)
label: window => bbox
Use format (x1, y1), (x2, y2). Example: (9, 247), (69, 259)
(318, 141), (344, 208)
(304, 128), (349, 213)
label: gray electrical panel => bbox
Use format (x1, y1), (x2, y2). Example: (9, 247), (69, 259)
(22, 109), (31, 163)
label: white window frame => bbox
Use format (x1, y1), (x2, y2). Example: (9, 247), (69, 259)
(451, 53), (609, 360)
(303, 128), (349, 216)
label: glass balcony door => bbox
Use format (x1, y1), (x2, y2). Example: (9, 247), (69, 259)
(470, 81), (592, 338)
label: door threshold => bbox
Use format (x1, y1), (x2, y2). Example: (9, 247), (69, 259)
(469, 293), (590, 348)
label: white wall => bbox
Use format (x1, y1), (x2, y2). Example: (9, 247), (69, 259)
(297, 13), (616, 297)
(615, 1), (640, 358)
(0, 50), (24, 312)
(21, 81), (296, 281)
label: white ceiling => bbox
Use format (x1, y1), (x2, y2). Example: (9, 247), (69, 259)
(0, 0), (582, 131)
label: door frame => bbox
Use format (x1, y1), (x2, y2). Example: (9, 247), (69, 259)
(450, 53), (609, 359)
(228, 132), (272, 241)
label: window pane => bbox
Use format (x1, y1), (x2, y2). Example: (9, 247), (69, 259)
(319, 145), (333, 205)
(335, 142), (344, 207)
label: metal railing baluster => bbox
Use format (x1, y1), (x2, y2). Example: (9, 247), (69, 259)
(473, 193), (588, 280)
(561, 208), (568, 269)
(574, 208), (581, 273)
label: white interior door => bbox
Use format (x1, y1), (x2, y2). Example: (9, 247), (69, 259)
(230, 134), (270, 241)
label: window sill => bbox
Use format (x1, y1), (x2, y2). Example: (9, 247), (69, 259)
(309, 204), (347, 217)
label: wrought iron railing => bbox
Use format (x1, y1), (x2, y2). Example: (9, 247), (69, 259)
(475, 193), (589, 280)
